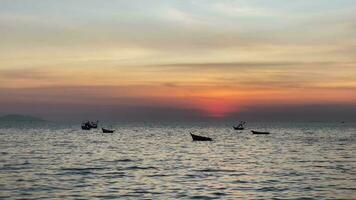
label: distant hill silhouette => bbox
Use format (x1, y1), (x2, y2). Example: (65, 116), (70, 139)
(0, 114), (45, 122)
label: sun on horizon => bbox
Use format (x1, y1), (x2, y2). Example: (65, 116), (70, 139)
(0, 0), (355, 122)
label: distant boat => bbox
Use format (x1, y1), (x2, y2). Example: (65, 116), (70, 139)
(233, 121), (246, 130)
(81, 123), (91, 130)
(251, 130), (270, 135)
(102, 128), (115, 133)
(81, 121), (98, 130)
(233, 126), (244, 130)
(190, 132), (212, 141)
(90, 121), (98, 129)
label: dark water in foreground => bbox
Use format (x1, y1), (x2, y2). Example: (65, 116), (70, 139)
(0, 122), (355, 199)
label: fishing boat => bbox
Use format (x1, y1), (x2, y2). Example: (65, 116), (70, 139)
(233, 121), (246, 130)
(81, 123), (91, 130)
(81, 120), (98, 130)
(190, 133), (212, 141)
(81, 120), (98, 129)
(90, 121), (98, 129)
(102, 128), (114, 133)
(233, 126), (244, 130)
(251, 130), (270, 135)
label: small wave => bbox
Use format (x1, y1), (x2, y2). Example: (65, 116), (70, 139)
(105, 159), (135, 163)
(101, 171), (127, 178)
(74, 183), (91, 188)
(90, 141), (108, 144)
(190, 195), (216, 199)
(233, 180), (249, 184)
(123, 166), (158, 170)
(93, 195), (120, 199)
(146, 173), (170, 177)
(60, 167), (108, 171)
(57, 167), (109, 175)
(337, 187), (356, 191)
(263, 179), (279, 183)
(256, 186), (288, 192)
(1, 162), (31, 171)
(132, 189), (151, 194)
(230, 173), (247, 177)
(212, 192), (228, 196)
(193, 168), (236, 173)
(185, 174), (206, 179)
(104, 171), (126, 175)
(302, 186), (313, 191)
(1, 166), (30, 171)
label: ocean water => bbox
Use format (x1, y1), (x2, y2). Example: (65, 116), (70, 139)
(0, 122), (355, 199)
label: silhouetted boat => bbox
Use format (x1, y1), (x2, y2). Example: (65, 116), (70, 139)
(82, 121), (98, 129)
(190, 133), (212, 141)
(102, 128), (114, 133)
(90, 121), (98, 129)
(233, 126), (244, 130)
(81, 123), (91, 130)
(251, 130), (270, 135)
(233, 121), (246, 130)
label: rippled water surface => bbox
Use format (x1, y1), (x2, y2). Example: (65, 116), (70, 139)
(1, 122), (355, 199)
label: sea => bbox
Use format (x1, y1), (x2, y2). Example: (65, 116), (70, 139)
(0, 122), (355, 199)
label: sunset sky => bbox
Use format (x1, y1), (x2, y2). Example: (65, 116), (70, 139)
(1, 0), (355, 121)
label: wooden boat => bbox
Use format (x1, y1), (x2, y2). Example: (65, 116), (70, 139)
(233, 126), (244, 130)
(233, 121), (246, 130)
(251, 130), (270, 135)
(81, 121), (98, 129)
(81, 120), (99, 130)
(102, 128), (115, 133)
(81, 124), (91, 130)
(190, 133), (212, 141)
(90, 121), (98, 129)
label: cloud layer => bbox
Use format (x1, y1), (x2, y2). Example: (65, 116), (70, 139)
(1, 0), (355, 121)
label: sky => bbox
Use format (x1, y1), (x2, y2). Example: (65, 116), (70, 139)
(0, 0), (355, 122)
